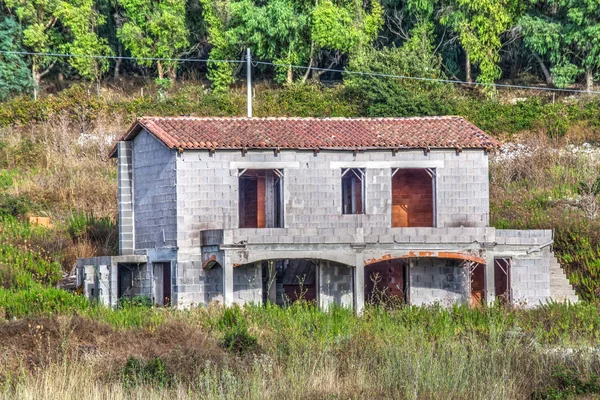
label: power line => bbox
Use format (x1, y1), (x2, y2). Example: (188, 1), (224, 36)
(2, 49), (600, 95)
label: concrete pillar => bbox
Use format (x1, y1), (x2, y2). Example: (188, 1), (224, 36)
(223, 253), (234, 306)
(118, 141), (135, 255)
(354, 252), (365, 315)
(484, 249), (496, 304)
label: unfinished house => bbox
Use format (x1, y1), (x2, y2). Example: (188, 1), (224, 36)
(77, 116), (578, 311)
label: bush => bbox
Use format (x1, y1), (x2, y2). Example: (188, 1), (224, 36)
(532, 366), (600, 399)
(122, 357), (172, 388)
(217, 306), (257, 354)
(118, 295), (153, 309)
(0, 285), (90, 319)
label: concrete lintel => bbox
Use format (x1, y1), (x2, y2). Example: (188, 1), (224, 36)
(330, 160), (445, 169)
(77, 254), (148, 265)
(227, 247), (356, 267)
(229, 161), (300, 170)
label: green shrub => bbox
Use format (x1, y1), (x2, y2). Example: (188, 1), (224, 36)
(122, 357), (172, 388)
(532, 366), (600, 399)
(217, 306), (257, 354)
(118, 295), (153, 309)
(0, 285), (90, 319)
(0, 193), (34, 217)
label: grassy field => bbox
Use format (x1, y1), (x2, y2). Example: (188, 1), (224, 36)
(1, 302), (600, 399)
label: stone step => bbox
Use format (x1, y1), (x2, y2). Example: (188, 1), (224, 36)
(548, 254), (579, 303)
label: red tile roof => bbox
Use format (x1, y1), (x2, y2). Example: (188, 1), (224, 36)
(109, 116), (500, 157)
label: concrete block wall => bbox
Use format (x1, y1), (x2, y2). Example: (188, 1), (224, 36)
(130, 263), (153, 298)
(233, 264), (262, 305)
(132, 130), (177, 250)
(495, 229), (553, 306)
(118, 142), (134, 255)
(77, 256), (115, 306)
(510, 253), (551, 306)
(174, 147), (490, 248)
(409, 258), (469, 306)
(319, 261), (353, 309)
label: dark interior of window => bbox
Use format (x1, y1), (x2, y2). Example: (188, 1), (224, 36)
(239, 169), (283, 228)
(342, 168), (365, 214)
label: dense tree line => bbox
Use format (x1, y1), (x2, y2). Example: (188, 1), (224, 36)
(0, 0), (599, 100)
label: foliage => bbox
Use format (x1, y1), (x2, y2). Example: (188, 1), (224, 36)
(117, 0), (189, 80)
(532, 366), (600, 399)
(0, 17), (33, 100)
(345, 24), (453, 116)
(217, 306), (257, 354)
(122, 357), (172, 388)
(440, 0), (520, 86)
(4, 0), (112, 86)
(520, 0), (600, 89)
(0, 285), (90, 318)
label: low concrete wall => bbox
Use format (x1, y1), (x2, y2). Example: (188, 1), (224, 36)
(319, 261), (353, 309)
(409, 258), (469, 306)
(233, 264), (262, 305)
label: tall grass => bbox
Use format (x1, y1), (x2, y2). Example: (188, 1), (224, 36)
(1, 303), (600, 399)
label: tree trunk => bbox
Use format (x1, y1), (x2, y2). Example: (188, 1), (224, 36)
(114, 45), (122, 79)
(465, 52), (472, 84)
(32, 63), (41, 101)
(287, 65), (293, 84)
(157, 61), (164, 80)
(169, 66), (177, 81)
(586, 68), (594, 93)
(532, 52), (552, 86)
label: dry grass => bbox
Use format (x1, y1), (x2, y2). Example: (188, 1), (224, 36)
(1, 304), (600, 400)
(1, 110), (119, 218)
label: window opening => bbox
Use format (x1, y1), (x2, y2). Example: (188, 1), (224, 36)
(239, 169), (283, 228)
(342, 168), (365, 214)
(494, 258), (511, 304)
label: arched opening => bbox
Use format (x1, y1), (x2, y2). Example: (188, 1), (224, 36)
(364, 254), (486, 307)
(261, 259), (318, 305)
(365, 259), (408, 306)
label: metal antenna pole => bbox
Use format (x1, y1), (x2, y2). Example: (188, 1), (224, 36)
(246, 48), (252, 118)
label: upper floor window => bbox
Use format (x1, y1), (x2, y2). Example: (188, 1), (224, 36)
(239, 169), (283, 228)
(392, 168), (434, 227)
(342, 168), (365, 214)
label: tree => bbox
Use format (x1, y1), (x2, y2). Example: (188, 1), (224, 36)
(4, 0), (113, 97)
(0, 17), (33, 100)
(226, 0), (311, 84)
(345, 21), (452, 116)
(55, 0), (112, 83)
(520, 0), (600, 91)
(117, 0), (189, 81)
(310, 0), (384, 80)
(439, 0), (520, 85)
(200, 0), (239, 92)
